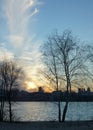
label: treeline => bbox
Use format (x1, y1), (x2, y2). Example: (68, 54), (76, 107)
(1, 89), (93, 102)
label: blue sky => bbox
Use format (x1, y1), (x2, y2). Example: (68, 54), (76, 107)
(0, 0), (93, 90)
(33, 0), (93, 43)
(0, 0), (93, 48)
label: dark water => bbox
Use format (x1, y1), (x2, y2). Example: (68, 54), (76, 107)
(12, 102), (93, 121)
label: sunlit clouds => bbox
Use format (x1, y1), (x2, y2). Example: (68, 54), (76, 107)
(0, 0), (44, 91)
(24, 81), (38, 92)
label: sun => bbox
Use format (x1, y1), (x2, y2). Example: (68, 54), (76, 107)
(27, 82), (36, 89)
(25, 81), (37, 91)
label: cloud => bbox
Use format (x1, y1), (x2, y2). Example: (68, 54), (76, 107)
(4, 0), (39, 46)
(22, 0), (38, 13)
(8, 35), (23, 48)
(3, 0), (41, 52)
(0, 0), (44, 90)
(0, 45), (14, 60)
(28, 8), (39, 18)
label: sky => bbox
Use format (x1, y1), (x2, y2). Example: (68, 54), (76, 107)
(35, 0), (93, 43)
(0, 0), (93, 91)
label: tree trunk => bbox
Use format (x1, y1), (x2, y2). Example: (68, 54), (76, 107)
(61, 61), (71, 122)
(0, 84), (5, 121)
(9, 100), (12, 122)
(9, 89), (12, 122)
(62, 101), (68, 122)
(0, 101), (4, 121)
(58, 101), (61, 122)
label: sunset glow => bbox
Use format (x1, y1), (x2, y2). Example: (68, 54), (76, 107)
(25, 81), (37, 91)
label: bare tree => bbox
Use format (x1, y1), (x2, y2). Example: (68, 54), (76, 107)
(42, 30), (84, 122)
(84, 45), (93, 84)
(0, 60), (22, 122)
(0, 80), (6, 121)
(42, 37), (61, 122)
(86, 45), (93, 62)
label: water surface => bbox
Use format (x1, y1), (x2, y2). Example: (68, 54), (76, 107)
(12, 102), (93, 121)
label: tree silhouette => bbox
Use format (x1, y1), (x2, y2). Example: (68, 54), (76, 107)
(42, 30), (84, 122)
(0, 60), (22, 122)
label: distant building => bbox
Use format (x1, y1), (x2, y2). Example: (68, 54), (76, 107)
(38, 87), (44, 93)
(87, 87), (91, 93)
(78, 87), (92, 96)
(78, 88), (85, 95)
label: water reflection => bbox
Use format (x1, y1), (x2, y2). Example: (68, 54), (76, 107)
(13, 102), (93, 121)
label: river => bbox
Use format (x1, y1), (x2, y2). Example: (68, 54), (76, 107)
(12, 102), (93, 121)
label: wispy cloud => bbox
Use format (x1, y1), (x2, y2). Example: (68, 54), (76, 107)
(22, 0), (38, 13)
(0, 45), (14, 60)
(0, 0), (44, 89)
(28, 7), (39, 17)
(8, 35), (23, 48)
(4, 0), (39, 45)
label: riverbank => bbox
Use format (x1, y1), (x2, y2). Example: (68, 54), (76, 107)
(0, 121), (93, 130)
